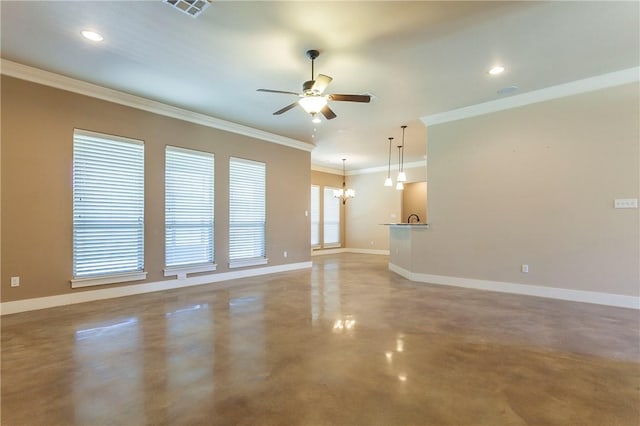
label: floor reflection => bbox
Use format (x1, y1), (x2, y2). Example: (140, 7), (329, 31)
(229, 292), (266, 385)
(310, 264), (341, 326)
(165, 303), (214, 419)
(74, 316), (143, 424)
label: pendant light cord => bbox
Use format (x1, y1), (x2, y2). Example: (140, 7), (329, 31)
(387, 137), (393, 178)
(400, 125), (407, 173)
(342, 158), (346, 189)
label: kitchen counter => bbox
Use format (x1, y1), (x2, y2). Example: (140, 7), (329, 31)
(382, 223), (430, 227)
(385, 223), (430, 273)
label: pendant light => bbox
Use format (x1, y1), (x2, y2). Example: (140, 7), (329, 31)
(384, 137), (394, 187)
(397, 125), (407, 183)
(395, 146), (404, 190)
(333, 158), (356, 204)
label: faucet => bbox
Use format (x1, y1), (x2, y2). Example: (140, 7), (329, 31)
(407, 214), (420, 223)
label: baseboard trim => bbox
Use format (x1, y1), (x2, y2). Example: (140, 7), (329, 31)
(389, 263), (640, 310)
(311, 248), (347, 256)
(347, 248), (390, 255)
(0, 261), (312, 315)
(311, 248), (390, 256)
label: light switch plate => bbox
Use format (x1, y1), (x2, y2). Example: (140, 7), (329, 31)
(614, 198), (638, 209)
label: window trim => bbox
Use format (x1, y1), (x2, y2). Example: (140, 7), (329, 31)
(323, 185), (342, 247)
(71, 129), (146, 287)
(164, 145), (216, 271)
(228, 156), (268, 268)
(163, 263), (217, 278)
(310, 184), (321, 249)
(71, 272), (148, 289)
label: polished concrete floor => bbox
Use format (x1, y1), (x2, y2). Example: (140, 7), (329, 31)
(2, 254), (639, 425)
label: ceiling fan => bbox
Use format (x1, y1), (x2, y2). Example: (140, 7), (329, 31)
(257, 49), (371, 122)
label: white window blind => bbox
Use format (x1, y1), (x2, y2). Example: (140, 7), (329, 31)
(165, 146), (215, 270)
(323, 187), (341, 246)
(72, 130), (145, 283)
(310, 185), (320, 247)
(229, 157), (267, 267)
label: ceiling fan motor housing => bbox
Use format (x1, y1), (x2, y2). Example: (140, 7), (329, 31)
(306, 49), (320, 60)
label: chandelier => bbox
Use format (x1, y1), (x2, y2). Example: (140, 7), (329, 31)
(333, 158), (355, 204)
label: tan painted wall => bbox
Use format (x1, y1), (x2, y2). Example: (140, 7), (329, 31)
(310, 170), (346, 249)
(402, 181), (427, 223)
(415, 83), (640, 296)
(346, 165), (426, 250)
(1, 76), (311, 302)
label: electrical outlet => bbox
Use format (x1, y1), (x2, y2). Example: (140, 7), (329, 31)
(283, 251), (288, 258)
(614, 198), (638, 209)
(370, 240), (374, 246)
(10, 276), (20, 287)
(521, 264), (529, 273)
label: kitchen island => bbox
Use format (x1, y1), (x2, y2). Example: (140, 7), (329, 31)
(383, 223), (430, 278)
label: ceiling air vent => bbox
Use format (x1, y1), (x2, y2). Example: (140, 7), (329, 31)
(163, 0), (212, 18)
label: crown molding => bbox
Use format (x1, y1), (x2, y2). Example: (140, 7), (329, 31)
(311, 165), (343, 175)
(421, 67), (640, 127)
(348, 160), (426, 176)
(0, 59), (314, 152)
(311, 160), (426, 176)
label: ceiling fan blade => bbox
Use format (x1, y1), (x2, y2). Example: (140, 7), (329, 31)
(328, 94), (371, 103)
(311, 74), (333, 94)
(273, 102), (298, 115)
(257, 89), (300, 96)
(320, 105), (337, 120)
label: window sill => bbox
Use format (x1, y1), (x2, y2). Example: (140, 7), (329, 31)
(71, 271), (148, 288)
(228, 258), (268, 269)
(323, 244), (342, 249)
(164, 263), (217, 279)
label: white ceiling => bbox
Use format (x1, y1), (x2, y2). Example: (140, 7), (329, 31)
(1, 1), (638, 171)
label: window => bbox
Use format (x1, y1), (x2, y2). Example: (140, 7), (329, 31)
(310, 185), (320, 247)
(323, 187), (341, 246)
(165, 146), (215, 275)
(229, 157), (267, 268)
(72, 130), (146, 287)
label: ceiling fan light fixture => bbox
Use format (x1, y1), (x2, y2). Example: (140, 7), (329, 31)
(81, 30), (103, 42)
(489, 65), (505, 75)
(299, 96), (327, 114)
(311, 114), (321, 124)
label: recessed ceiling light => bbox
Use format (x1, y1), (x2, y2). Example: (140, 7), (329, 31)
(488, 65), (505, 75)
(81, 30), (104, 42)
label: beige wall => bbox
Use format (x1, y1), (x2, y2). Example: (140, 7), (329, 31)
(403, 181), (427, 223)
(414, 83), (639, 296)
(346, 165), (426, 250)
(310, 170), (346, 249)
(1, 76), (311, 302)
